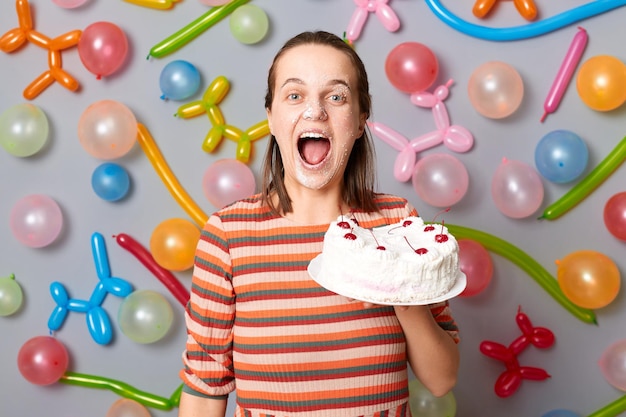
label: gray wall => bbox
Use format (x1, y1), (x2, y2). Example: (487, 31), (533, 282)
(1, 1), (625, 416)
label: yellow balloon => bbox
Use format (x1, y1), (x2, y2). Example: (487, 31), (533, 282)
(149, 218), (200, 271)
(576, 55), (626, 112)
(556, 250), (620, 309)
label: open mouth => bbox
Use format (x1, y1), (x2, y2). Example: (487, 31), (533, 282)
(298, 133), (330, 166)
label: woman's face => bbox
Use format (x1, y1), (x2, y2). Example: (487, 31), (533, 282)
(266, 43), (367, 192)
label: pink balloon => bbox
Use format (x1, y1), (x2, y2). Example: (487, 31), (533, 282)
(10, 194), (63, 248)
(599, 338), (626, 391)
(458, 239), (493, 297)
(604, 192), (626, 241)
(412, 153), (469, 207)
(52, 0), (89, 8)
(17, 336), (69, 385)
(491, 158), (544, 218)
(203, 159), (256, 209)
(385, 42), (438, 93)
(468, 61), (524, 119)
(78, 21), (128, 79)
(78, 100), (137, 160)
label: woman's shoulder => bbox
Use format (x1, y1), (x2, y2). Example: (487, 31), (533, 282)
(209, 193), (277, 224)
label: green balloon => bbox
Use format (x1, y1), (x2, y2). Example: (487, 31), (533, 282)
(408, 378), (457, 417)
(0, 103), (49, 157)
(118, 290), (174, 344)
(0, 274), (24, 316)
(229, 4), (269, 45)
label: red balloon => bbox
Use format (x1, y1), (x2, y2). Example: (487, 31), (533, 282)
(385, 42), (438, 93)
(78, 21), (128, 79)
(604, 191), (626, 240)
(457, 239), (493, 297)
(17, 336), (69, 385)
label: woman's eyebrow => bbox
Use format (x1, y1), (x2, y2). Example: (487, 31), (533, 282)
(280, 78), (351, 90)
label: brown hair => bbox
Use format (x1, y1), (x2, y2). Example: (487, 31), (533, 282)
(261, 31), (379, 215)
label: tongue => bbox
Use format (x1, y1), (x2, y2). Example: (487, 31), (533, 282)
(301, 139), (329, 165)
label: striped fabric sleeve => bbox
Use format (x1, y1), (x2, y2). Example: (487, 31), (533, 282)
(180, 214), (237, 397)
(429, 301), (460, 344)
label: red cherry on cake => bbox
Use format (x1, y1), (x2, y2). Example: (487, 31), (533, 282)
(344, 232), (357, 240)
(424, 225), (435, 232)
(338, 221), (351, 229)
(377, 246), (386, 250)
(402, 220), (413, 227)
(435, 234), (449, 243)
(416, 248), (428, 255)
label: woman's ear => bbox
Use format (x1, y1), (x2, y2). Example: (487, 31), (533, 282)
(357, 112), (367, 138)
(266, 108), (273, 135)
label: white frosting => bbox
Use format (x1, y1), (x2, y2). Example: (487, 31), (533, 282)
(318, 216), (460, 303)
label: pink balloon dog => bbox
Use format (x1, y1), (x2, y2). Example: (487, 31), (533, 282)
(369, 79), (474, 182)
(345, 0), (400, 44)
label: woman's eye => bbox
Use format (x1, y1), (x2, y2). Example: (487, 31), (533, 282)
(330, 94), (345, 102)
(288, 93), (301, 100)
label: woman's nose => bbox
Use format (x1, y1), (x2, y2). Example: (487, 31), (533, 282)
(303, 103), (328, 120)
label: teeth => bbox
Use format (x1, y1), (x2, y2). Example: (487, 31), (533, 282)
(299, 132), (326, 139)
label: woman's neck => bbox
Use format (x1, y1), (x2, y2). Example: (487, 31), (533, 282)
(277, 187), (348, 225)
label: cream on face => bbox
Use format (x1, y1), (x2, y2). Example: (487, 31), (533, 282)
(266, 44), (365, 192)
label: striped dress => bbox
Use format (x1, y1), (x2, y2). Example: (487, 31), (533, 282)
(180, 193), (459, 417)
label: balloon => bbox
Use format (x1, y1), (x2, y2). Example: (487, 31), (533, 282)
(491, 158), (544, 218)
(411, 153), (469, 207)
(604, 192), (626, 241)
(199, 0), (232, 5)
(345, 0), (400, 44)
(106, 398), (151, 417)
(148, 0), (251, 58)
(10, 194), (63, 248)
(17, 336), (69, 385)
(473, 0), (537, 20)
(540, 135), (626, 220)
(78, 21), (128, 79)
(599, 339), (626, 391)
(576, 55), (626, 111)
(52, 0), (89, 8)
(385, 42), (438, 93)
(0, 103), (49, 157)
(534, 130), (588, 183)
(423, 0), (625, 41)
(542, 411), (582, 417)
(203, 158), (256, 208)
(115, 233), (190, 306)
(0, 273), (24, 316)
(541, 410), (581, 417)
(229, 4), (269, 44)
(60, 372), (183, 410)
(457, 239), (493, 297)
(445, 224), (596, 324)
(118, 290), (174, 344)
(150, 218), (200, 271)
(468, 61), (524, 119)
(137, 123), (208, 227)
(541, 27), (588, 122)
(408, 378), (456, 417)
(78, 100), (137, 160)
(159, 60), (201, 101)
(556, 250), (620, 309)
(91, 162), (131, 201)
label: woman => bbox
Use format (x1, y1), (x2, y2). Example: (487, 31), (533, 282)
(178, 30), (460, 417)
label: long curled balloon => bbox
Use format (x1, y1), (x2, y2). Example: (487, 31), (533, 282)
(424, 0), (626, 41)
(539, 135), (626, 220)
(445, 224), (596, 324)
(587, 394), (626, 417)
(59, 372), (182, 410)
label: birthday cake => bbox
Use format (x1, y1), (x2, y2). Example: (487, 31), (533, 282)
(310, 216), (463, 304)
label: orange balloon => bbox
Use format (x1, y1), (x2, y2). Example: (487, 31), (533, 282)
(556, 250), (620, 309)
(576, 55), (626, 112)
(149, 218), (200, 271)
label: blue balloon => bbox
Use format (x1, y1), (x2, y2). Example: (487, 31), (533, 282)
(541, 409), (581, 417)
(534, 130), (588, 183)
(159, 60), (201, 101)
(91, 162), (131, 201)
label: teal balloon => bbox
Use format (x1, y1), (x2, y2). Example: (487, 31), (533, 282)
(91, 162), (131, 201)
(408, 378), (456, 417)
(0, 274), (23, 316)
(159, 60), (201, 101)
(229, 4), (269, 44)
(118, 290), (174, 344)
(535, 130), (588, 183)
(0, 103), (49, 157)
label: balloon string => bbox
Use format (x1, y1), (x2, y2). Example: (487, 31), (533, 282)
(445, 224), (597, 325)
(59, 372), (182, 410)
(423, 0), (626, 41)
